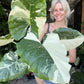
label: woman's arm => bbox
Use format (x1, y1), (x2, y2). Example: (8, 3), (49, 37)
(67, 48), (76, 63)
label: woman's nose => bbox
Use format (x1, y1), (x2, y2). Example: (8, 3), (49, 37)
(56, 11), (60, 14)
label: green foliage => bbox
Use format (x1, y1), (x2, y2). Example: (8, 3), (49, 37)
(76, 42), (84, 73)
(71, 71), (84, 84)
(0, 51), (28, 82)
(0, 5), (5, 18)
(46, 0), (51, 2)
(70, 42), (84, 84)
(0, 3), (12, 63)
(77, 43), (84, 64)
(0, 54), (2, 61)
(0, 4), (9, 36)
(0, 81), (10, 84)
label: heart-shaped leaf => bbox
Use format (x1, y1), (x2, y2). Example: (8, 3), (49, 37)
(8, 0), (46, 40)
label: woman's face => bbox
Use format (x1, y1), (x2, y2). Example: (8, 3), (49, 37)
(53, 2), (66, 22)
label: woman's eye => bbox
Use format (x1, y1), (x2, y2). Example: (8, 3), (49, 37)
(54, 10), (57, 12)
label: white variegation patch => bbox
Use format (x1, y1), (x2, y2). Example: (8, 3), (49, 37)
(43, 33), (71, 83)
(60, 36), (84, 51)
(0, 39), (13, 46)
(24, 32), (40, 43)
(7, 53), (12, 60)
(35, 9), (41, 13)
(35, 17), (46, 37)
(9, 6), (30, 24)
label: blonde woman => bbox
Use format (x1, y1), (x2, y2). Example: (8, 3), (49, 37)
(35, 0), (76, 84)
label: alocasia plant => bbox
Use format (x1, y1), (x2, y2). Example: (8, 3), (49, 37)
(0, 0), (84, 84)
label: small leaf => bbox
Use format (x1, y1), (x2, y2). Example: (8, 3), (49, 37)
(0, 34), (14, 46)
(0, 51), (28, 82)
(53, 28), (84, 50)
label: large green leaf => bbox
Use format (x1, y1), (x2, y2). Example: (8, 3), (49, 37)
(0, 34), (13, 46)
(8, 0), (46, 40)
(0, 51), (28, 82)
(16, 38), (56, 81)
(16, 32), (71, 84)
(53, 28), (84, 50)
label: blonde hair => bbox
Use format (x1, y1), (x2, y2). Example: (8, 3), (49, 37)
(49, 0), (71, 25)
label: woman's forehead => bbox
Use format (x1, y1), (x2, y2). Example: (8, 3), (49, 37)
(54, 2), (63, 9)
